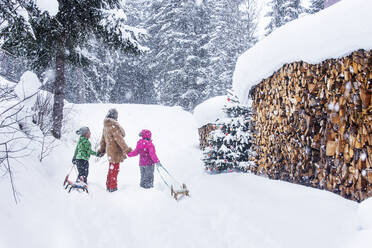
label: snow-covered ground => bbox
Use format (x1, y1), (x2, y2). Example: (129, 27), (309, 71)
(1, 102), (370, 248)
(233, 0), (372, 104)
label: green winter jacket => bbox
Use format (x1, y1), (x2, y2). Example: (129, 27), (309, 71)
(73, 136), (98, 161)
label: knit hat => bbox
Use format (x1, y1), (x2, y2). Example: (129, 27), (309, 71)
(106, 108), (118, 120)
(76, 126), (90, 136)
(139, 129), (152, 140)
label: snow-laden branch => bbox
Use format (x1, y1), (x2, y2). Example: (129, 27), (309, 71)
(99, 7), (149, 52)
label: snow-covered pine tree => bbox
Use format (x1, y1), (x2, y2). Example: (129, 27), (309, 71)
(283, 0), (304, 23)
(144, 0), (210, 110)
(143, 0), (258, 111)
(70, 42), (122, 103)
(0, 0), (35, 44)
(203, 123), (236, 172)
(1, 0), (259, 111)
(202, 91), (256, 173)
(0, 0), (147, 138)
(308, 0), (325, 14)
(206, 0), (257, 100)
(265, 0), (304, 36)
(111, 53), (156, 104)
(98, 0), (156, 105)
(265, 0), (286, 36)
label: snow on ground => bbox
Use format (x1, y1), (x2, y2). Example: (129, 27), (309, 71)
(352, 198), (372, 248)
(0, 102), (367, 248)
(233, 0), (372, 104)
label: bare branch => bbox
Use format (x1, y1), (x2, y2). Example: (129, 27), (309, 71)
(4, 143), (19, 204)
(0, 89), (40, 117)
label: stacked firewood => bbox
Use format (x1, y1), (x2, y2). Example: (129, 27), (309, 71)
(198, 124), (217, 149)
(249, 49), (372, 202)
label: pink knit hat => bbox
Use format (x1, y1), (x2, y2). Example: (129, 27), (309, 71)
(139, 129), (152, 139)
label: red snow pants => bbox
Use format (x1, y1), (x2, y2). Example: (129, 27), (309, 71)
(106, 162), (120, 190)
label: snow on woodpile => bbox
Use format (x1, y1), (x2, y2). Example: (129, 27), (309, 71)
(233, 0), (372, 104)
(193, 95), (227, 127)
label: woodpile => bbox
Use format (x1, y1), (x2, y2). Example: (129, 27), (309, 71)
(249, 49), (372, 202)
(198, 123), (217, 149)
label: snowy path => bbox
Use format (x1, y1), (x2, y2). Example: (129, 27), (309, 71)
(0, 104), (360, 248)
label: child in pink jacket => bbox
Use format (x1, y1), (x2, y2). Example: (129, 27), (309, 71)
(128, 129), (160, 188)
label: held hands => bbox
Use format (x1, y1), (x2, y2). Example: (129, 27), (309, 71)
(97, 152), (105, 157)
(127, 147), (133, 154)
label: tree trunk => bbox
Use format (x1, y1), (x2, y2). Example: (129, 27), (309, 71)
(51, 37), (65, 139)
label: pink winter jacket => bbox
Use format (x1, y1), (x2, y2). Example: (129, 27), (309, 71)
(127, 130), (160, 166)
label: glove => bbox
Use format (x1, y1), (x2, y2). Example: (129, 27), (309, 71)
(155, 162), (162, 167)
(127, 147), (133, 153)
(72, 158), (77, 165)
(97, 152), (104, 157)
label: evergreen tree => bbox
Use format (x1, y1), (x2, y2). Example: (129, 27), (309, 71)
(0, 0), (147, 138)
(1, 0), (258, 111)
(206, 0), (257, 100)
(284, 0), (304, 23)
(308, 0), (325, 14)
(265, 0), (286, 36)
(145, 0), (258, 110)
(144, 0), (210, 110)
(265, 0), (304, 36)
(0, 1), (35, 45)
(202, 91), (256, 172)
(111, 53), (156, 104)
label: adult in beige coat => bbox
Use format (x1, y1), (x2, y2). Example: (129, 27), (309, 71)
(98, 108), (132, 192)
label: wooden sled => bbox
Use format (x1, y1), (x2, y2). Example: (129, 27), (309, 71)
(63, 175), (89, 193)
(171, 183), (190, 200)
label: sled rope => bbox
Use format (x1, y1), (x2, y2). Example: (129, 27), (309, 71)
(155, 163), (190, 200)
(156, 164), (171, 188)
(156, 163), (181, 188)
(65, 163), (75, 178)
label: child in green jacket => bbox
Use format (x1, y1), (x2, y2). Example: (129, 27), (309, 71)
(72, 126), (101, 184)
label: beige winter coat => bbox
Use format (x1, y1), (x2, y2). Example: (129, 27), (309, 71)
(98, 118), (131, 163)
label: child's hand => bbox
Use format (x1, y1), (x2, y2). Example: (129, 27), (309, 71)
(127, 147), (133, 153)
(97, 152), (104, 157)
